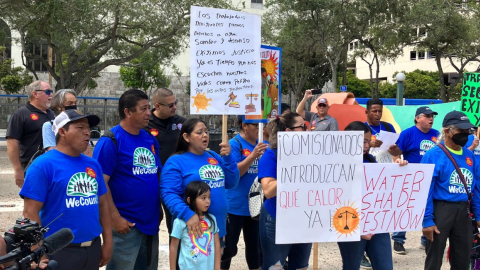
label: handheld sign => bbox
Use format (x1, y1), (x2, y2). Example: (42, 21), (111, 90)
(361, 163), (433, 234)
(190, 6), (261, 115)
(461, 73), (480, 125)
(276, 131), (364, 243)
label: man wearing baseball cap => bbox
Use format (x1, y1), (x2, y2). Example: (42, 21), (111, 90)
(20, 110), (113, 270)
(421, 110), (480, 269)
(296, 90), (339, 131)
(391, 106), (440, 253)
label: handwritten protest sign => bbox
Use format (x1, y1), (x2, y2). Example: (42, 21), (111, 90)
(245, 45), (282, 123)
(190, 6), (261, 115)
(276, 131), (364, 244)
(361, 163), (433, 234)
(461, 72), (480, 125)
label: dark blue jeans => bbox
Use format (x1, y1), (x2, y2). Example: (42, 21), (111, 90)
(392, 231), (427, 246)
(259, 205), (312, 269)
(337, 233), (393, 270)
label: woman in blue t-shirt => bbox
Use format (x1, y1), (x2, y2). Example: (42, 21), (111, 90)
(160, 118), (240, 247)
(337, 121), (408, 270)
(221, 116), (268, 270)
(257, 112), (311, 270)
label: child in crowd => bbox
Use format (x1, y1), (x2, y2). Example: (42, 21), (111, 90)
(169, 181), (220, 270)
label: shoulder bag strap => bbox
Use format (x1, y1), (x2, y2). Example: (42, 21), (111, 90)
(438, 144), (474, 218)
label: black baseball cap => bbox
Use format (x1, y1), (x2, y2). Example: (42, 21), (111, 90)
(53, 110), (100, 135)
(442, 111), (475, 129)
(415, 106), (438, 116)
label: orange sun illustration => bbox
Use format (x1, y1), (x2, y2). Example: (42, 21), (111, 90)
(332, 202), (360, 238)
(191, 93), (212, 113)
(261, 52), (279, 80)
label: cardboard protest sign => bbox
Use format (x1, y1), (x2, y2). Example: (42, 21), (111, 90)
(461, 72), (480, 125)
(190, 6), (261, 115)
(245, 45), (282, 123)
(361, 163), (434, 235)
(276, 131), (364, 244)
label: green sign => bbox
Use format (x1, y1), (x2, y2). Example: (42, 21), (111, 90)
(461, 72), (480, 126)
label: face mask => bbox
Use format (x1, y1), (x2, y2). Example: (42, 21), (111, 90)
(451, 132), (469, 147)
(64, 105), (77, 110)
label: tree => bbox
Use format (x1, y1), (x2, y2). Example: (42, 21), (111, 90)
(2, 0), (231, 94)
(338, 70), (371, 98)
(0, 47), (33, 94)
(262, 10), (331, 109)
(380, 70), (440, 99)
(403, 0), (480, 102)
(119, 49), (171, 93)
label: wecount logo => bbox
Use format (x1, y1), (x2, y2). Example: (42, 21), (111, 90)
(420, 140), (436, 152)
(133, 147), (156, 168)
(66, 172), (98, 197)
(449, 168), (473, 193)
(199, 165), (224, 181)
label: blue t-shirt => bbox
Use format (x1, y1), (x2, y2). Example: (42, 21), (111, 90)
(467, 135), (480, 164)
(171, 215), (218, 270)
(396, 126), (439, 163)
(421, 143), (480, 228)
(93, 125), (161, 235)
(42, 121), (56, 149)
(161, 151), (239, 237)
(225, 134), (263, 216)
(258, 148), (277, 219)
(365, 121), (396, 138)
(20, 150), (107, 243)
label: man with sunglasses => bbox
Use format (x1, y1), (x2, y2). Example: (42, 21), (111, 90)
(6, 80), (55, 188)
(146, 87), (185, 235)
(296, 89), (339, 131)
(391, 106), (439, 254)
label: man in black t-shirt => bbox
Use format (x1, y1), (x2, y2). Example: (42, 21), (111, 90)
(6, 80), (55, 188)
(146, 87), (185, 234)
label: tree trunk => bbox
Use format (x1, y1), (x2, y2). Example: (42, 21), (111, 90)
(434, 51), (447, 102)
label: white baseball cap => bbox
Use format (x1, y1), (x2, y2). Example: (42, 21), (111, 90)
(52, 110), (100, 135)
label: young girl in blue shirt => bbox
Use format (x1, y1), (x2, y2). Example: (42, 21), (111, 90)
(169, 181), (220, 270)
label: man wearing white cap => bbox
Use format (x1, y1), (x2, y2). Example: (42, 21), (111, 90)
(20, 110), (112, 270)
(296, 89), (339, 131)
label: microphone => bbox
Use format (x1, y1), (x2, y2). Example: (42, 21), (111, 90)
(42, 228), (74, 255)
(18, 228), (73, 265)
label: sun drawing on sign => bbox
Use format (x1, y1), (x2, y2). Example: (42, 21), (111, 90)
(332, 202), (360, 238)
(262, 52), (279, 80)
(191, 93), (212, 113)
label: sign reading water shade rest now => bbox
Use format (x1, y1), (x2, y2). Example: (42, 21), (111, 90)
(190, 6), (261, 115)
(461, 72), (480, 125)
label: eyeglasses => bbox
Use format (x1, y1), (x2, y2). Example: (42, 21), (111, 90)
(157, 100), (178, 108)
(289, 124), (307, 130)
(420, 114), (436, 119)
(35, 89), (54, 95)
(317, 104), (328, 108)
(247, 123), (259, 127)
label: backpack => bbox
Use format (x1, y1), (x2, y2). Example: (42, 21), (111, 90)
(380, 121), (393, 132)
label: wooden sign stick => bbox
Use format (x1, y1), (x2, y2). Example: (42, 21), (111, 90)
(313, 243), (318, 270)
(222, 115), (228, 145)
(258, 122), (264, 143)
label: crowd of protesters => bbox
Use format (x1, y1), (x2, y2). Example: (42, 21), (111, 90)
(1, 80), (480, 270)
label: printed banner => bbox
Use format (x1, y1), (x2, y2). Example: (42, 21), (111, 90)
(361, 163), (434, 235)
(275, 131), (364, 244)
(461, 73), (480, 125)
(246, 45), (282, 123)
(190, 6), (261, 115)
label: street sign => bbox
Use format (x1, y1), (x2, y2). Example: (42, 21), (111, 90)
(340, 85), (347, 92)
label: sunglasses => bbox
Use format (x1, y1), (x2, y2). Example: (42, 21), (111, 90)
(317, 104), (328, 108)
(35, 89), (54, 95)
(157, 100), (178, 108)
(289, 124), (307, 130)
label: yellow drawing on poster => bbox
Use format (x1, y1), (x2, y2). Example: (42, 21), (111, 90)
(191, 93), (212, 113)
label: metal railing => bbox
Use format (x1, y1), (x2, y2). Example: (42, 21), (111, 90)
(0, 95), (120, 136)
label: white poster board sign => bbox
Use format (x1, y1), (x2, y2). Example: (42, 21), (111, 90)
(190, 6), (261, 115)
(276, 131), (364, 244)
(361, 163), (434, 235)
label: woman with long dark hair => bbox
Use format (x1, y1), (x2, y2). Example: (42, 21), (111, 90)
(160, 118), (239, 248)
(257, 112), (311, 270)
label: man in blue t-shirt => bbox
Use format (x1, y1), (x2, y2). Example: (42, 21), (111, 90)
(93, 89), (161, 270)
(391, 106), (439, 254)
(20, 110), (112, 270)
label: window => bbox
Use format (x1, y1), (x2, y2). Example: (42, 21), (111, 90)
(251, 0), (263, 3)
(410, 51), (417, 60)
(349, 42), (354, 51)
(418, 51), (425, 59)
(427, 51), (435, 59)
(419, 27), (427, 37)
(0, 20), (11, 59)
(26, 41), (55, 72)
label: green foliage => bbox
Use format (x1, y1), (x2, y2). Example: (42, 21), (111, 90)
(0, 46), (33, 94)
(338, 71), (371, 98)
(380, 70), (440, 99)
(2, 0), (232, 93)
